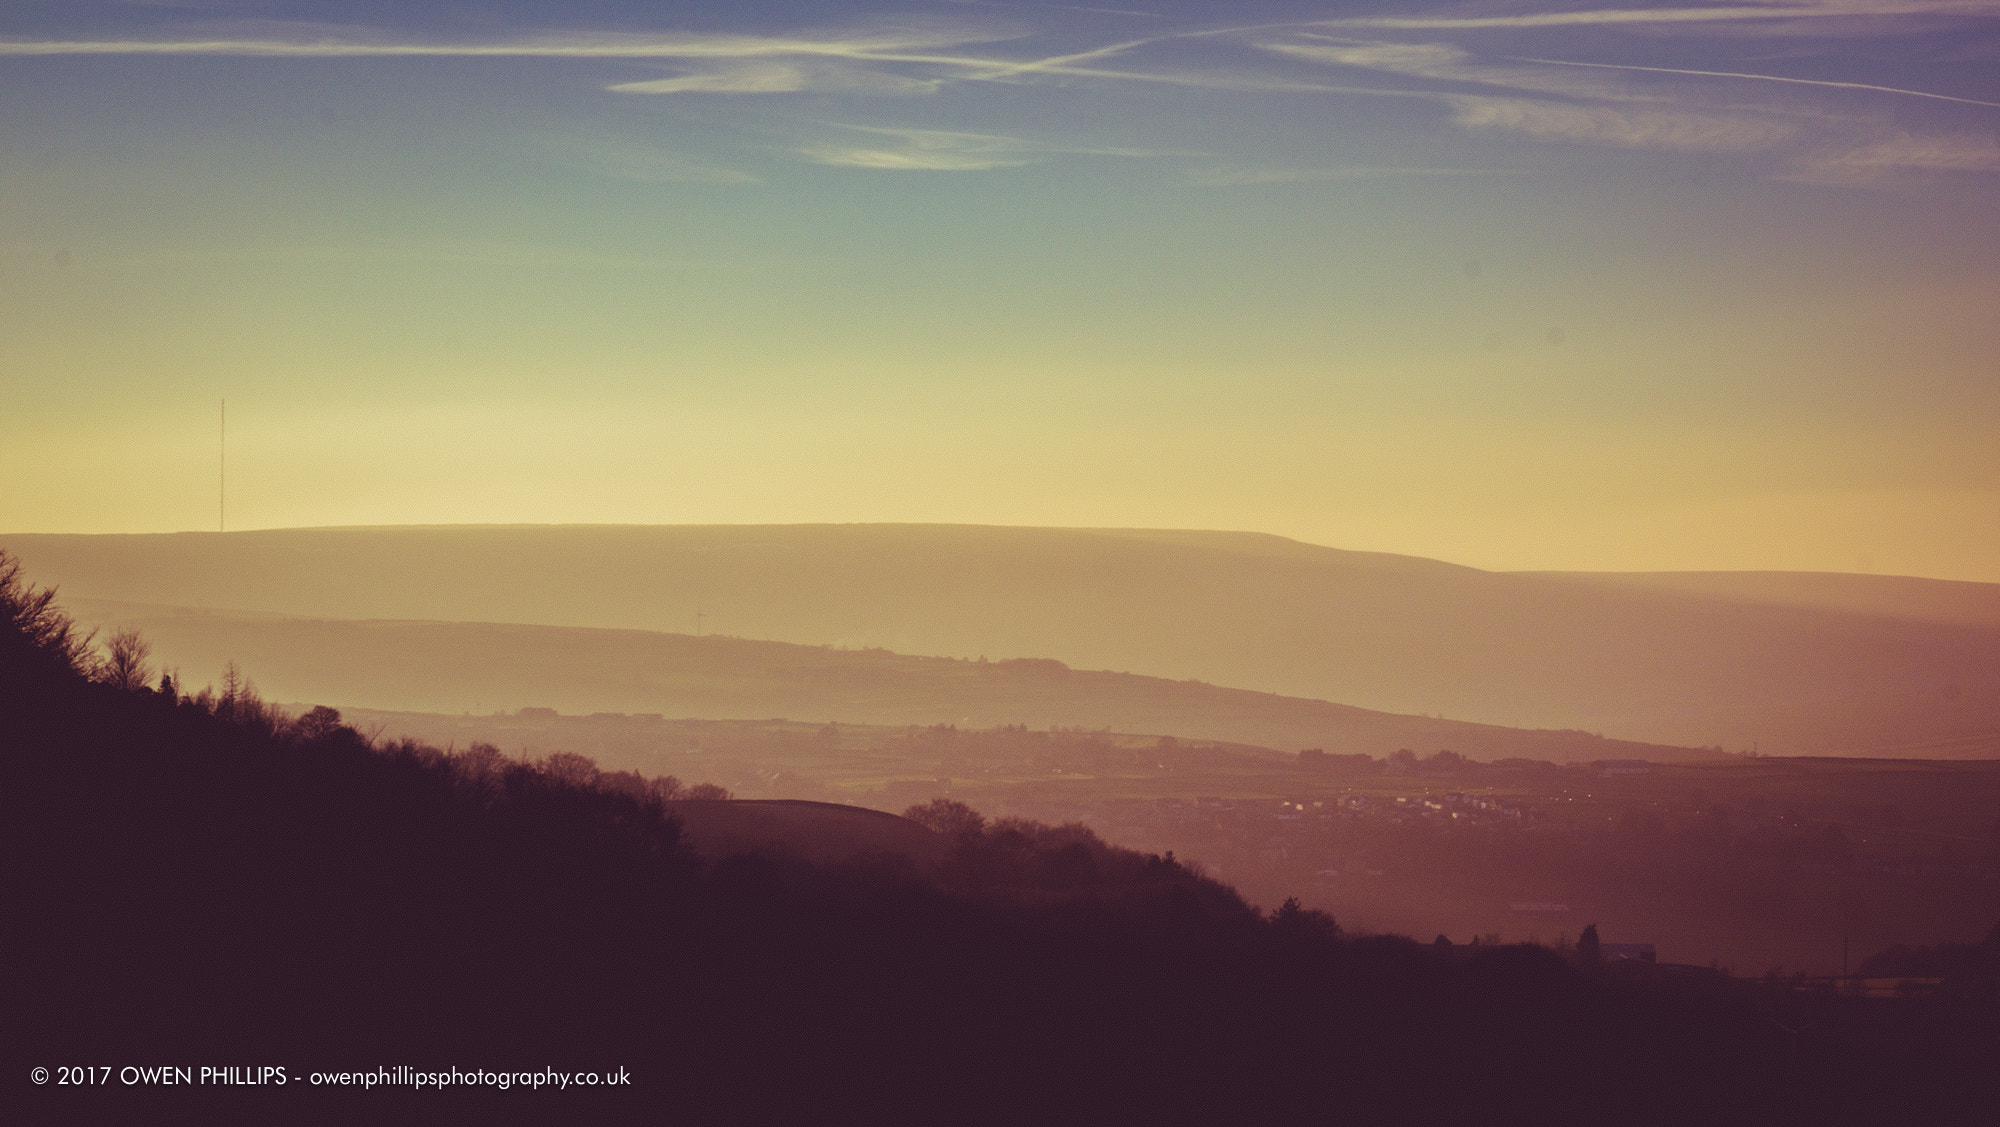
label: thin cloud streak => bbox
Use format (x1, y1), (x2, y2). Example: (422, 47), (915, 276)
(1263, 38), (1649, 103)
(1447, 96), (1794, 149)
(802, 146), (1032, 170)
(610, 62), (811, 94)
(960, 34), (1160, 79)
(1188, 165), (1501, 186)
(0, 29), (1014, 59)
(1787, 130), (2000, 179)
(1516, 57), (2000, 109)
(1311, 2), (2000, 31)
(974, 62), (1411, 94)
(611, 60), (942, 96)
(799, 124), (1167, 170)
(1258, 32), (1997, 157)
(801, 125), (1039, 171)
(4, 11), (1992, 174)
(0, 26), (1451, 106)
(0, 28), (1372, 95)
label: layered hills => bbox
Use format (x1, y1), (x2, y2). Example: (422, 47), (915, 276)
(8, 524), (1999, 755)
(18, 549), (1986, 1125)
(62, 599), (1698, 763)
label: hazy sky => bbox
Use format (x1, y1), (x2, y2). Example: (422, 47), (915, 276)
(3, 1), (1997, 579)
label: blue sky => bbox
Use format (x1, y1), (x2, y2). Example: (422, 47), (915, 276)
(3, 1), (1997, 577)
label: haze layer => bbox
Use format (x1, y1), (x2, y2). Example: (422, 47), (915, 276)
(12, 524), (1998, 755)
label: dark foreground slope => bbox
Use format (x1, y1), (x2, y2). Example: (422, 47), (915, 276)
(7, 579), (1994, 1124)
(10, 524), (2000, 753)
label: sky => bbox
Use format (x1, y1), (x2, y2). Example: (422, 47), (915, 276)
(2, 1), (1997, 580)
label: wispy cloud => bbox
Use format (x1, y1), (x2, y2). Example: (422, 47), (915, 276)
(1257, 35), (1799, 152)
(1188, 165), (1501, 186)
(1265, 40), (1469, 77)
(1447, 96), (1793, 149)
(1514, 57), (2000, 109)
(5, 7), (1993, 173)
(610, 62), (812, 95)
(0, 25), (1342, 97)
(1789, 130), (2000, 180)
(1308, 3), (2000, 32)
(799, 124), (1163, 171)
(0, 26), (1014, 60)
(1261, 37), (1643, 102)
(801, 126), (1040, 171)
(1255, 28), (2000, 159)
(610, 60), (942, 96)
(1312, 7), (1796, 31)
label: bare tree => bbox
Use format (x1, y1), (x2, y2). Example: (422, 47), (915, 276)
(0, 550), (95, 671)
(100, 628), (154, 692)
(540, 751), (600, 788)
(448, 742), (509, 801)
(218, 661), (245, 718)
(210, 660), (283, 737)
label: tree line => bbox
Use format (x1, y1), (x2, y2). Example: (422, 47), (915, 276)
(5, 550), (1993, 1125)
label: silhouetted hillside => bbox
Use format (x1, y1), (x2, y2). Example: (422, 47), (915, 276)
(7, 524), (1998, 754)
(7, 556), (1994, 1124)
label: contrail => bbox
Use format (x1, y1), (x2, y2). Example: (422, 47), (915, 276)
(1516, 57), (2000, 109)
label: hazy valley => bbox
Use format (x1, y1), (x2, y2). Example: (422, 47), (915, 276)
(11, 524), (1996, 978)
(15, 0), (2000, 1115)
(11, 524), (1997, 757)
(69, 597), (1701, 764)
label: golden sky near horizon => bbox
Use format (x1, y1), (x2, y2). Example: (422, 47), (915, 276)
(3, 1), (1998, 579)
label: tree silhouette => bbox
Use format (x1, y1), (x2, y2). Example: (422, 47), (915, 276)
(1270, 897), (1341, 942)
(904, 797), (987, 838)
(541, 750), (601, 787)
(0, 550), (94, 671)
(10, 557), (1996, 1124)
(99, 628), (153, 692)
(294, 705), (346, 743)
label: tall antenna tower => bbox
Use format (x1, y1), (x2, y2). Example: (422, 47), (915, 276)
(219, 398), (226, 533)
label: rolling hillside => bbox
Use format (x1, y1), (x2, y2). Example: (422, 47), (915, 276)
(10, 524), (1999, 754)
(64, 598), (1702, 763)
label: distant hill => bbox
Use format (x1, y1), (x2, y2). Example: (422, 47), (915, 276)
(10, 549), (1995, 1124)
(9, 524), (2000, 754)
(62, 599), (1705, 763)
(1545, 571), (2000, 630)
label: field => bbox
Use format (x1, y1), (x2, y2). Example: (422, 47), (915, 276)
(343, 706), (2000, 976)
